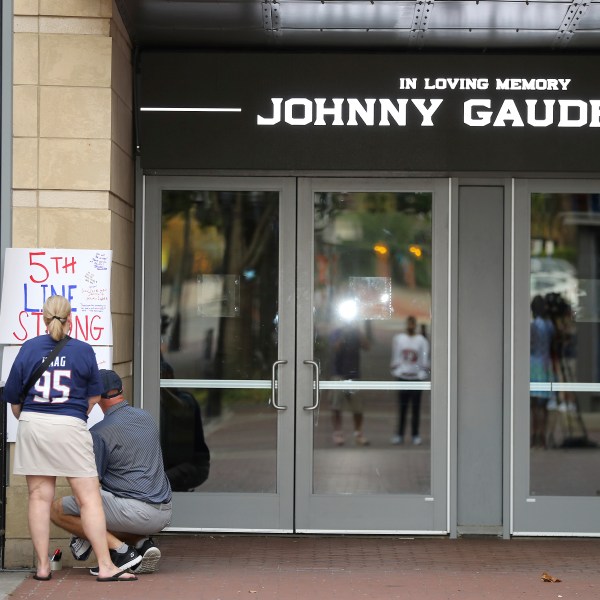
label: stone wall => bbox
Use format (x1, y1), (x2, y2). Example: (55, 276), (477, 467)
(6, 0), (134, 568)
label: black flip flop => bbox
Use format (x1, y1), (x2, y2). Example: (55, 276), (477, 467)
(33, 573), (52, 581)
(96, 568), (138, 583)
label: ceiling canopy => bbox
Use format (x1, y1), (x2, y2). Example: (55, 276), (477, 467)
(116, 0), (600, 51)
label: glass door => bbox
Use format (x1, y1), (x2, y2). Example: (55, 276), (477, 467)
(513, 179), (600, 535)
(295, 178), (449, 533)
(143, 176), (297, 531)
(141, 176), (449, 533)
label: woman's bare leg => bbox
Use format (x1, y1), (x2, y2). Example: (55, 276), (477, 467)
(68, 477), (136, 580)
(26, 475), (55, 578)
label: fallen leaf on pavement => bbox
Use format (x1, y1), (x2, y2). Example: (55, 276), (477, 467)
(541, 571), (561, 583)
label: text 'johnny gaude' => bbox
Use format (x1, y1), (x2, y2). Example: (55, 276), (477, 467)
(256, 77), (600, 127)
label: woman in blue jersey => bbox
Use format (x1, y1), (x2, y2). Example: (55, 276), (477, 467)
(3, 295), (137, 582)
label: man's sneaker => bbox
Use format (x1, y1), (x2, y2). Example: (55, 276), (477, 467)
(69, 536), (92, 561)
(88, 545), (141, 576)
(132, 538), (162, 574)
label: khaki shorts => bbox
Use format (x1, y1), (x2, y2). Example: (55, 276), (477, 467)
(330, 377), (364, 413)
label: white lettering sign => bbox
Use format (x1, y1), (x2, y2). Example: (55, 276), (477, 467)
(257, 98), (443, 127)
(258, 98), (600, 128)
(464, 99), (600, 127)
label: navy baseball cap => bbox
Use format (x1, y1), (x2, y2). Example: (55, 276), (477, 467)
(99, 369), (123, 399)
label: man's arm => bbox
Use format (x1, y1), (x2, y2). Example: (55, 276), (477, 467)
(87, 394), (101, 415)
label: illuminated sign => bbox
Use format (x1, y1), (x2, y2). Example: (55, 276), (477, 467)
(138, 52), (600, 172)
(255, 97), (600, 128)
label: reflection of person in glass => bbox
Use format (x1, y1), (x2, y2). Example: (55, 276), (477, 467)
(160, 312), (211, 490)
(390, 316), (430, 446)
(543, 292), (594, 448)
(530, 295), (555, 449)
(329, 300), (371, 447)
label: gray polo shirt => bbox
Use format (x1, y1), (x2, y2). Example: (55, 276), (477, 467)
(91, 400), (172, 504)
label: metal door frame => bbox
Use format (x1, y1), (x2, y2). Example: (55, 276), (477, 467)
(140, 175), (297, 532)
(295, 177), (450, 534)
(513, 178), (600, 536)
(139, 174), (451, 534)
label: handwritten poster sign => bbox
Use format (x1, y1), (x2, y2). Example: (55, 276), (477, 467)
(0, 248), (113, 345)
(0, 248), (114, 441)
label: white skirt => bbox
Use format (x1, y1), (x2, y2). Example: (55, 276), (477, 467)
(14, 412), (98, 478)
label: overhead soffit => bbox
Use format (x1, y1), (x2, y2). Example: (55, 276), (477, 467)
(117, 0), (600, 51)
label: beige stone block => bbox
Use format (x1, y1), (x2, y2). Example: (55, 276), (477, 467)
(110, 142), (134, 202)
(49, 520), (71, 539)
(40, 86), (111, 139)
(40, 16), (111, 36)
(13, 207), (39, 247)
(111, 313), (133, 364)
(111, 35), (132, 109)
(14, 16), (39, 33)
(4, 536), (89, 569)
(13, 190), (38, 207)
(111, 211), (134, 267)
(39, 138), (111, 190)
(13, 86), (38, 137)
(112, 92), (133, 155)
(5, 486), (30, 537)
(40, 0), (112, 18)
(7, 445), (28, 487)
(39, 190), (109, 209)
(40, 34), (112, 88)
(108, 192), (134, 220)
(13, 33), (39, 85)
(121, 375), (133, 402)
(113, 361), (132, 379)
(3, 538), (34, 569)
(39, 208), (110, 248)
(111, 3), (131, 48)
(112, 362), (133, 394)
(13, 138), (38, 189)
(15, 0), (40, 17)
(110, 262), (133, 313)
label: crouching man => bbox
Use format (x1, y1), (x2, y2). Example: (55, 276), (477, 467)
(51, 369), (172, 574)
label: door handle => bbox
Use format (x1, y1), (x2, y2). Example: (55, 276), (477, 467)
(303, 360), (320, 411)
(270, 360), (288, 410)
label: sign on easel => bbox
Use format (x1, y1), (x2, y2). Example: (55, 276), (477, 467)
(0, 248), (114, 441)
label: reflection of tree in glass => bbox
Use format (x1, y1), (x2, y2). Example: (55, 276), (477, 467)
(314, 192), (432, 292)
(162, 190), (279, 417)
(531, 193), (578, 265)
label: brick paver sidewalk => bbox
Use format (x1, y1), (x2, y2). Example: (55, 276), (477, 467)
(6, 534), (600, 599)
